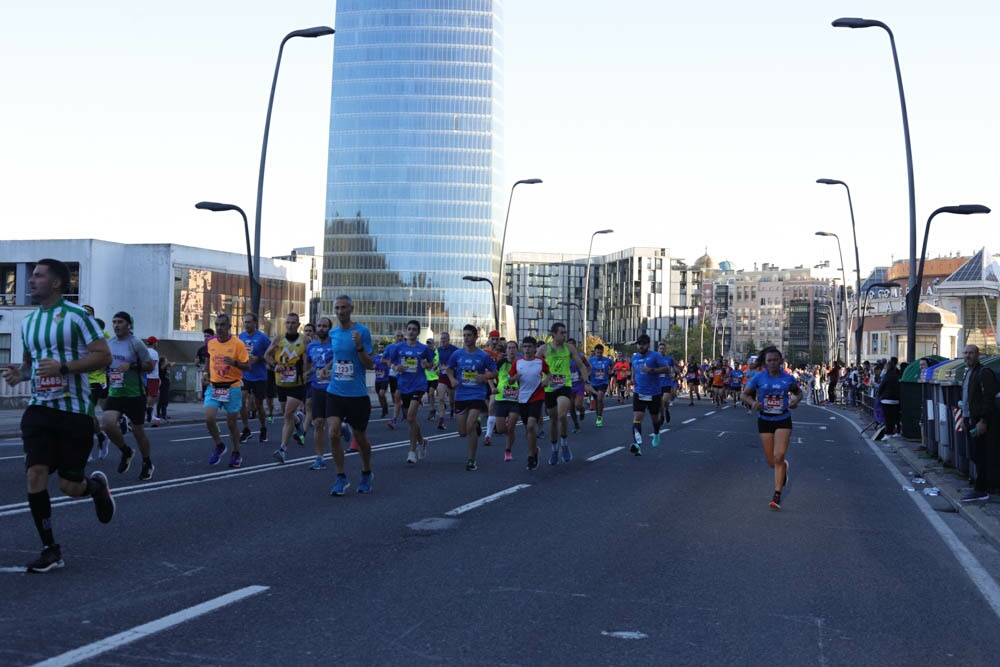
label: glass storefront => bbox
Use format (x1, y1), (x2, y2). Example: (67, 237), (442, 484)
(322, 0), (504, 338)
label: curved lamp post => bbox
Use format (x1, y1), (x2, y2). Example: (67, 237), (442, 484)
(816, 231), (849, 363)
(817, 178), (863, 369)
(463, 275), (498, 333)
(195, 201), (259, 312)
(253, 26), (334, 316)
(907, 205), (991, 356)
(581, 229), (614, 354)
(496, 178), (543, 331)
(832, 17), (916, 360)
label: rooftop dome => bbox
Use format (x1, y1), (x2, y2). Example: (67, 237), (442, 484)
(693, 247), (716, 270)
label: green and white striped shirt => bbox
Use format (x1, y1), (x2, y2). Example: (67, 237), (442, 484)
(22, 298), (104, 416)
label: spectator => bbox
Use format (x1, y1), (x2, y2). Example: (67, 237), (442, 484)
(156, 351), (172, 421)
(960, 344), (1000, 502)
(877, 357), (901, 437)
(828, 361), (842, 404)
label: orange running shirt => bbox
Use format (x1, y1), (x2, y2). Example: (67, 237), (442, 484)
(207, 335), (250, 387)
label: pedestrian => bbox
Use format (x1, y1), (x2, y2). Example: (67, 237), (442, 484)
(143, 335), (160, 425)
(960, 344), (1000, 502)
(742, 346), (803, 511)
(156, 346), (172, 421)
(2, 259), (116, 572)
(877, 357), (901, 437)
(325, 295), (376, 495)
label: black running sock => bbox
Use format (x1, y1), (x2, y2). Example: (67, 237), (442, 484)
(28, 490), (55, 547)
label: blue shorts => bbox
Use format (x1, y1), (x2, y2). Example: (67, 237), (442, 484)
(204, 385), (243, 414)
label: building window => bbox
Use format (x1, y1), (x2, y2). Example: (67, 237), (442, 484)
(0, 333), (9, 364)
(0, 264), (15, 306)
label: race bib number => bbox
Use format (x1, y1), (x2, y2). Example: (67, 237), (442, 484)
(571, 370), (580, 383)
(375, 367), (387, 380)
(763, 395), (784, 414)
(502, 385), (518, 400)
(108, 370), (125, 389)
(550, 374), (566, 389)
(280, 367), (297, 383)
(594, 369), (606, 380)
(462, 370), (478, 386)
(212, 386), (231, 402)
(334, 361), (354, 381)
(34, 374), (68, 402)
(403, 357), (418, 373)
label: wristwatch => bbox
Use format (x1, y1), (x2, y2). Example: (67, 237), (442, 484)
(59, 363), (69, 375)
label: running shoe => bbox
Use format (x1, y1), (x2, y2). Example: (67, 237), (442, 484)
(117, 445), (135, 475)
(26, 545), (64, 573)
(426, 411), (436, 422)
(504, 450), (513, 462)
(208, 442), (226, 465)
(595, 416), (603, 427)
(630, 443), (642, 456)
(259, 427), (268, 443)
(228, 451), (243, 468)
(769, 492), (781, 511)
(98, 438), (109, 460)
(330, 474), (350, 496)
(138, 460), (155, 481)
(239, 427), (252, 443)
(293, 432), (305, 446)
(484, 435), (491, 447)
(357, 471), (375, 493)
(89, 470), (115, 524)
(341, 422), (353, 445)
(465, 459), (478, 471)
(651, 433), (661, 448)
(437, 418), (446, 430)
(266, 415), (274, 424)
(418, 438), (428, 460)
(572, 425), (580, 434)
(560, 444), (573, 463)
(273, 448), (286, 464)
(386, 419), (396, 430)
(151, 416), (161, 427)
(961, 490), (989, 503)
(309, 456), (326, 470)
(548, 450), (559, 466)
(526, 455), (538, 470)
(406, 451), (417, 465)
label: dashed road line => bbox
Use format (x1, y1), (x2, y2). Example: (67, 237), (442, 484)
(445, 484), (531, 516)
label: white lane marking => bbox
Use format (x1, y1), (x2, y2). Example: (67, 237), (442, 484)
(822, 406), (1000, 621)
(445, 484), (531, 516)
(1, 566), (26, 573)
(31, 585), (269, 667)
(0, 454), (24, 461)
(601, 630), (648, 640)
(587, 447), (624, 462)
(682, 418), (697, 424)
(717, 432), (725, 437)
(704, 411), (716, 416)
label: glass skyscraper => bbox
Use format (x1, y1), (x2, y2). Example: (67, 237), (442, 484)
(322, 0), (505, 338)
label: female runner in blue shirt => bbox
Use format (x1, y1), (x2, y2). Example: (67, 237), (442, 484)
(741, 347), (803, 510)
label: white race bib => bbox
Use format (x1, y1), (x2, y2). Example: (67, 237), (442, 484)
(763, 395), (784, 415)
(334, 361), (354, 381)
(280, 367), (297, 383)
(212, 386), (231, 402)
(34, 375), (68, 402)
(108, 370), (125, 389)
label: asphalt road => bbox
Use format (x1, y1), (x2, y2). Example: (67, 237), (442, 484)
(3, 398), (1000, 666)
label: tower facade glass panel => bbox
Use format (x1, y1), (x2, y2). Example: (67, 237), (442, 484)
(322, 0), (505, 338)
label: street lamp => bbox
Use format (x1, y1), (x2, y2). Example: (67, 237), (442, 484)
(671, 304), (696, 365)
(816, 231), (849, 363)
(832, 17), (916, 361)
(463, 275), (498, 333)
(581, 228), (614, 354)
(195, 201), (259, 312)
(857, 281), (900, 362)
(496, 178), (543, 330)
(253, 26), (334, 316)
(817, 178), (863, 370)
(907, 205), (991, 357)
(557, 301), (582, 340)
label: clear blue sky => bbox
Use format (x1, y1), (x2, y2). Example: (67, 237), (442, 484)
(1, 1), (997, 277)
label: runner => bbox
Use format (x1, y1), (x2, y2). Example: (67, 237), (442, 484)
(435, 331), (459, 429)
(303, 316), (336, 470)
(710, 360), (727, 407)
(385, 330), (404, 430)
(143, 336), (161, 426)
(447, 324), (498, 471)
(656, 342), (678, 424)
(325, 295), (376, 495)
(238, 313), (271, 444)
(195, 327), (213, 400)
(537, 322), (590, 465)
(741, 346), (802, 510)
(82, 305), (110, 461)
(630, 334), (669, 454)
(372, 340), (391, 419)
(728, 363), (745, 405)
(424, 337), (440, 423)
(2, 259), (115, 572)
(387, 320), (434, 466)
(613, 354), (631, 403)
(267, 313), (308, 463)
(587, 344), (614, 427)
(568, 338), (590, 432)
(101, 312), (157, 481)
(494, 340), (520, 461)
(685, 356), (702, 405)
(509, 336), (549, 470)
(204, 313), (251, 467)
(482, 331), (504, 446)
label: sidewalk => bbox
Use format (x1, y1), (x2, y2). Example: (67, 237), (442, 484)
(824, 401), (1000, 553)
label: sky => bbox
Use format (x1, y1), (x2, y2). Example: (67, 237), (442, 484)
(1, 1), (998, 281)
